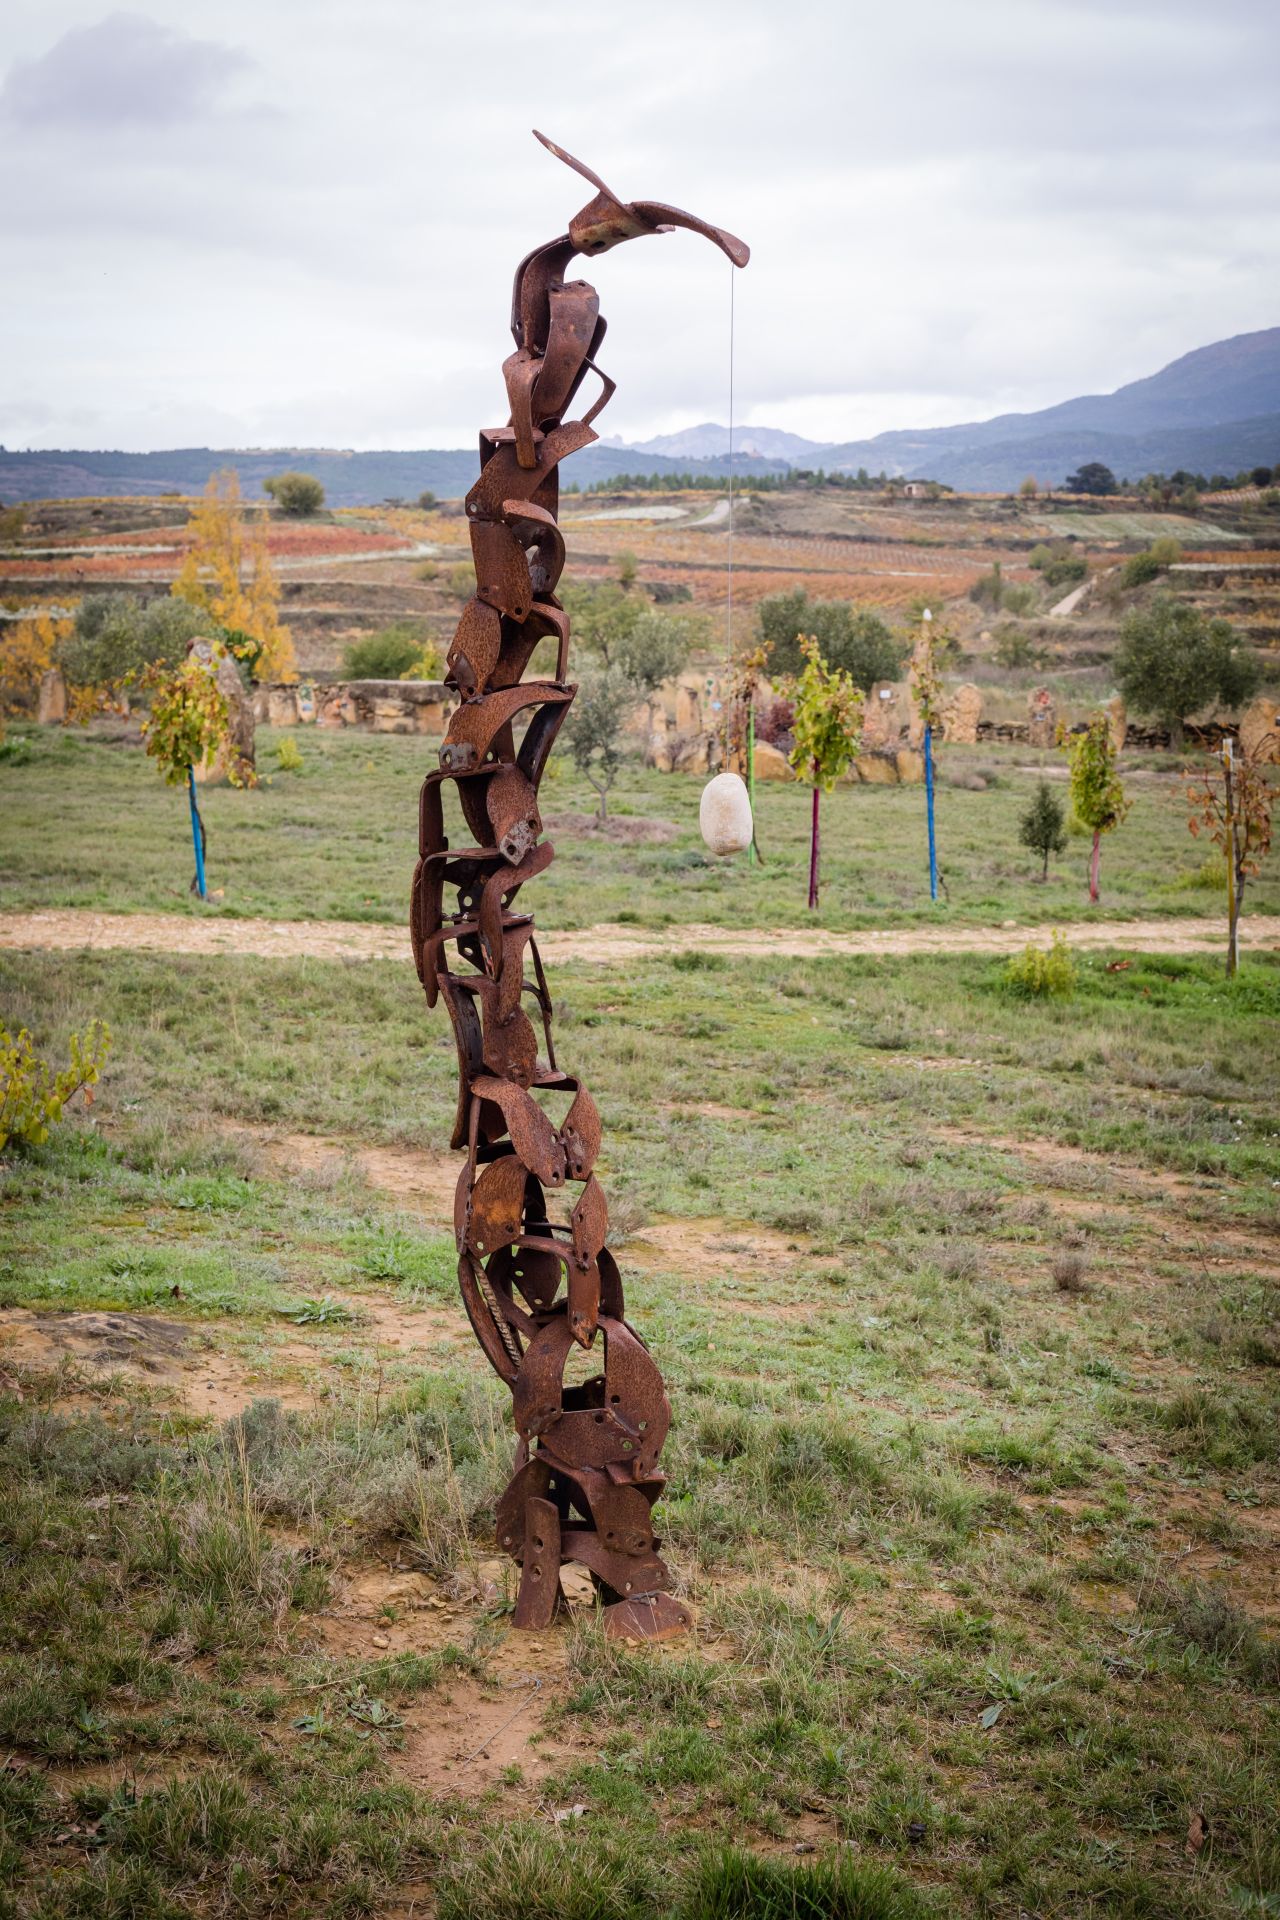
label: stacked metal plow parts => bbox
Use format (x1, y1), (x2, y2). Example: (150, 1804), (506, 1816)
(411, 131), (748, 1640)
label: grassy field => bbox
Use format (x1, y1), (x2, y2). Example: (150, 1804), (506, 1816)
(2, 721), (1276, 931)
(1, 729), (1278, 1918)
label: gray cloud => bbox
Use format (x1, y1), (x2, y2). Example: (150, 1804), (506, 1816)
(0, 0), (1276, 452)
(0, 11), (252, 128)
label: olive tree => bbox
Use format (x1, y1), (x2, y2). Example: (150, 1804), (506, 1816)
(759, 589), (903, 688)
(561, 667), (636, 823)
(1115, 596), (1258, 748)
(263, 471), (326, 516)
(56, 594), (212, 705)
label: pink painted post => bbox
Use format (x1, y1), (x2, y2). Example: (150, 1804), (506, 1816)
(808, 780), (821, 911)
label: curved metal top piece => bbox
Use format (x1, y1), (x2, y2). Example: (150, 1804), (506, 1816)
(532, 130), (750, 270)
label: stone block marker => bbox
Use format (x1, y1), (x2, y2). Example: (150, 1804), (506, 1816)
(1027, 687), (1056, 749)
(941, 683), (982, 745)
(1240, 695), (1280, 764)
(192, 640), (255, 787)
(37, 669), (67, 725)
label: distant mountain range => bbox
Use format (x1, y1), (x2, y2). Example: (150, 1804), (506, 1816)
(603, 423), (826, 461)
(2, 328), (1276, 505)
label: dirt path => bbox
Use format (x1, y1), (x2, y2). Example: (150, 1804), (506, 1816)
(3, 907), (1276, 966)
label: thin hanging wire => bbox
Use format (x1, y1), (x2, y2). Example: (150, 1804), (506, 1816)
(726, 264), (735, 669)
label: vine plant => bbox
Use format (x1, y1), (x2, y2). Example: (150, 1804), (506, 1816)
(787, 636), (864, 909)
(1063, 714), (1129, 903)
(138, 641), (255, 898)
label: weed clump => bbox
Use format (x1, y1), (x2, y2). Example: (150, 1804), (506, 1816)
(1146, 1384), (1278, 1469)
(1051, 1249), (1089, 1293)
(1154, 1578), (1279, 1686)
(679, 1845), (932, 1919)
(1003, 932), (1076, 1000)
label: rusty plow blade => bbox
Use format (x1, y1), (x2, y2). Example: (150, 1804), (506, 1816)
(418, 132), (747, 1643)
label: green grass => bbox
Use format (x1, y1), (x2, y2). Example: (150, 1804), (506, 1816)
(1, 734), (1278, 1916)
(2, 721), (1275, 928)
(2, 945), (1278, 1914)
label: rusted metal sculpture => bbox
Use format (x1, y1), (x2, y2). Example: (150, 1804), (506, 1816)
(411, 132), (747, 1640)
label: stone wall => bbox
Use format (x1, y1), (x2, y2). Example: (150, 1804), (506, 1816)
(253, 679), (453, 735)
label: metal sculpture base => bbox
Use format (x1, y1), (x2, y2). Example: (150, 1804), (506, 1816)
(411, 131), (747, 1635)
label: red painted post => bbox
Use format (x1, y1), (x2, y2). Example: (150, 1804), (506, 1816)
(808, 780), (820, 910)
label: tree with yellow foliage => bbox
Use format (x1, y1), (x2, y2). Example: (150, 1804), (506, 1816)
(0, 607), (73, 722)
(172, 471), (296, 682)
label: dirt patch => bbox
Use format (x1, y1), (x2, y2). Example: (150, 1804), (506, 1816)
(658, 1099), (760, 1123)
(231, 1121), (842, 1302)
(223, 1123), (459, 1231)
(0, 1308), (320, 1417)
(4, 908), (1277, 968)
(350, 1290), (469, 1355)
(933, 1123), (1221, 1204)
(626, 1216), (831, 1287)
(394, 1667), (578, 1796)
(543, 811), (678, 845)
(308, 1556), (586, 1797)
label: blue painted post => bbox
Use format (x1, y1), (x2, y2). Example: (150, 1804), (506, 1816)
(924, 723), (938, 902)
(187, 766), (207, 900)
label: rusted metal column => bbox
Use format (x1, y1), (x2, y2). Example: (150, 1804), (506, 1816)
(411, 132), (747, 1640)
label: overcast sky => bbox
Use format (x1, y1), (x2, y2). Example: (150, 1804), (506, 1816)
(2, 0), (1277, 453)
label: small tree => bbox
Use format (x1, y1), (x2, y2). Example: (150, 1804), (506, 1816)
(560, 583), (691, 690)
(1064, 715), (1129, 902)
(909, 609), (942, 901)
(56, 593), (211, 713)
(1188, 741), (1274, 976)
(613, 611), (691, 693)
(1118, 536), (1182, 590)
(617, 550), (639, 591)
(0, 606), (71, 717)
(263, 471), (325, 516)
(788, 637), (864, 910)
(173, 471), (296, 682)
(560, 581), (644, 666)
(1029, 543), (1087, 590)
(1, 1021), (110, 1151)
(1115, 596), (1259, 748)
(343, 624), (439, 680)
(1019, 779), (1068, 880)
(561, 667), (635, 823)
(417, 490), (437, 510)
(139, 640), (253, 898)
(1064, 462), (1117, 496)
(1019, 476), (1039, 500)
(759, 589), (903, 687)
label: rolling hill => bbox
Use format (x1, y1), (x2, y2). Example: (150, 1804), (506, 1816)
(1, 329), (1275, 505)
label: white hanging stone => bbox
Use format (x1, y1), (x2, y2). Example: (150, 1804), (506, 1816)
(699, 771), (753, 858)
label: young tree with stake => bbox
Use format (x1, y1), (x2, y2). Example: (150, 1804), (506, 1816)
(787, 637), (863, 910)
(1188, 739), (1274, 976)
(910, 608), (942, 900)
(138, 641), (253, 899)
(1063, 715), (1129, 903)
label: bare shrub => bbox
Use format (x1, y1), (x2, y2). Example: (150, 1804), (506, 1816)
(1052, 1249), (1089, 1293)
